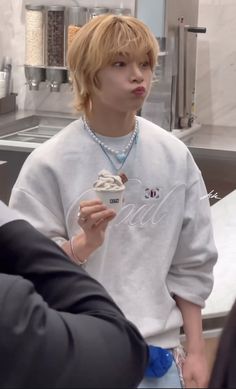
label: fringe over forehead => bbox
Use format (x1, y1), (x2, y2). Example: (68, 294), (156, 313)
(68, 14), (159, 72)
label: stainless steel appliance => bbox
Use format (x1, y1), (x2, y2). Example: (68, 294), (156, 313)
(135, 0), (206, 130)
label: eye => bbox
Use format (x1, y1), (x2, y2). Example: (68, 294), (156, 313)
(112, 61), (126, 67)
(140, 61), (150, 68)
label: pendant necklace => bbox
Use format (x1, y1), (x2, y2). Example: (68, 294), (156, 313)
(83, 117), (139, 173)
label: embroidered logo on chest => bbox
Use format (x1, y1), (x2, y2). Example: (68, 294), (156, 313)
(144, 187), (160, 199)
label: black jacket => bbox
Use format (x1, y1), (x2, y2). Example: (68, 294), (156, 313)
(0, 220), (148, 388)
(209, 299), (236, 388)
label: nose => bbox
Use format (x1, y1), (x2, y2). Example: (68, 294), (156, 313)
(130, 63), (144, 83)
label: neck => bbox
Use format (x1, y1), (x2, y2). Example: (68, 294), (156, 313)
(85, 109), (136, 137)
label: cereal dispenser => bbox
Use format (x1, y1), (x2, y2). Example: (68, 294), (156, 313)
(45, 5), (67, 92)
(67, 6), (87, 49)
(46, 6), (65, 67)
(24, 4), (68, 92)
(24, 4), (46, 90)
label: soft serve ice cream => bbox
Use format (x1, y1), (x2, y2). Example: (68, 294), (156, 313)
(93, 170), (125, 192)
(93, 170), (125, 212)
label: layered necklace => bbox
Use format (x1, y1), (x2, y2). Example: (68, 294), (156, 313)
(83, 116), (139, 173)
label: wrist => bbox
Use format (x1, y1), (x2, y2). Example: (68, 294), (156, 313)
(82, 233), (102, 251)
(70, 233), (98, 265)
(185, 337), (206, 355)
(70, 235), (87, 265)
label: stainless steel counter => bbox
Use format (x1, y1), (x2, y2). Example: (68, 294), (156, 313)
(183, 124), (236, 151)
(0, 110), (78, 128)
(0, 110), (78, 152)
(0, 110), (33, 127)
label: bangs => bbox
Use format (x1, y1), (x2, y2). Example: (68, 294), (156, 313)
(89, 16), (158, 70)
(107, 21), (153, 59)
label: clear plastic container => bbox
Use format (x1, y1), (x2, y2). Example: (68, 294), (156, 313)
(67, 6), (87, 48)
(46, 6), (65, 67)
(109, 8), (131, 16)
(87, 7), (109, 20)
(25, 5), (44, 66)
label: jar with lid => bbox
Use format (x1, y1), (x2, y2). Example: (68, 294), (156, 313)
(87, 7), (109, 21)
(46, 6), (65, 67)
(25, 4), (44, 66)
(108, 8), (131, 16)
(67, 6), (87, 49)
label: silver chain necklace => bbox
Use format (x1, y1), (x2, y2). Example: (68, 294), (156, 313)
(83, 117), (138, 163)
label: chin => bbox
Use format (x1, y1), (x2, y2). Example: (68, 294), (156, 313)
(115, 101), (143, 114)
(128, 101), (144, 112)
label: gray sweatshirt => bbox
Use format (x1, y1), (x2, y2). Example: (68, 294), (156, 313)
(10, 116), (218, 348)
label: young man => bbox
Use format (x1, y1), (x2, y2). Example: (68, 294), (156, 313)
(0, 200), (148, 388)
(10, 15), (217, 387)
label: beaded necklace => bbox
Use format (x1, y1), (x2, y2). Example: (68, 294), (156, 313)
(83, 117), (139, 173)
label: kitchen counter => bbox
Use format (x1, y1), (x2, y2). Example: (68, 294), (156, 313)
(0, 110), (78, 128)
(0, 110), (32, 126)
(0, 110), (79, 152)
(182, 124), (236, 152)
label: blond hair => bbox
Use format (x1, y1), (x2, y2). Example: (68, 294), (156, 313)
(67, 14), (159, 114)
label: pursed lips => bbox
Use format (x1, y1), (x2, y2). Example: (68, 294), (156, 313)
(131, 86), (146, 96)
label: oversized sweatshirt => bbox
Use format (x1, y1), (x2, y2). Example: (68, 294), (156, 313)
(9, 116), (218, 348)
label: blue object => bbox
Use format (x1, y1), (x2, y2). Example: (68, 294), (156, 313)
(145, 345), (173, 378)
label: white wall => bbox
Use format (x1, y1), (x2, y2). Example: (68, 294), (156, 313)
(195, 0), (236, 126)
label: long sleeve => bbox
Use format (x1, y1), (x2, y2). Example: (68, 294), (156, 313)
(167, 164), (218, 307)
(0, 220), (148, 388)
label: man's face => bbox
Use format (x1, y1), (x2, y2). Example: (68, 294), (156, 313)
(91, 53), (153, 114)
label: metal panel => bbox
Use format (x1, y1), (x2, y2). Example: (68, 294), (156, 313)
(135, 0), (202, 131)
(165, 0), (199, 128)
